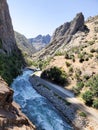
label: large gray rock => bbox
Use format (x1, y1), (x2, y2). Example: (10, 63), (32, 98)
(0, 76), (36, 130)
(51, 12), (85, 41)
(0, 0), (18, 54)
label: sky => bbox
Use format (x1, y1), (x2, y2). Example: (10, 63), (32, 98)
(7, 0), (98, 38)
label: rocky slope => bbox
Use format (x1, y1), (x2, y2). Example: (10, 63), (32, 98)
(15, 31), (36, 57)
(32, 12), (89, 60)
(32, 13), (98, 130)
(29, 34), (51, 50)
(0, 76), (36, 130)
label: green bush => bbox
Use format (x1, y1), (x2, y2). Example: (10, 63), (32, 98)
(65, 51), (75, 60)
(92, 99), (98, 109)
(38, 58), (51, 70)
(65, 61), (71, 67)
(78, 52), (85, 63)
(82, 90), (93, 106)
(75, 69), (81, 81)
(0, 52), (24, 85)
(94, 27), (98, 33)
(69, 67), (73, 73)
(77, 81), (84, 89)
(73, 86), (81, 95)
(41, 66), (68, 86)
(55, 51), (63, 56)
(86, 75), (98, 97)
(90, 48), (96, 53)
(73, 81), (84, 95)
(79, 112), (87, 117)
(83, 75), (90, 81)
(65, 51), (69, 59)
(87, 40), (95, 45)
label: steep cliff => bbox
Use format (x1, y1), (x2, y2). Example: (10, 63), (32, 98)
(0, 0), (18, 54)
(0, 76), (36, 130)
(0, 0), (25, 84)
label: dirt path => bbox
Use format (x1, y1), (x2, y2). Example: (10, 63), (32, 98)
(33, 71), (98, 124)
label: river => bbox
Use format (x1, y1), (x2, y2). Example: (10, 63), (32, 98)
(11, 70), (73, 130)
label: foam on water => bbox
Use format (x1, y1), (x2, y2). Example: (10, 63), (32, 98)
(11, 70), (73, 130)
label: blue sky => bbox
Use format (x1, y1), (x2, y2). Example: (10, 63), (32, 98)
(7, 0), (98, 38)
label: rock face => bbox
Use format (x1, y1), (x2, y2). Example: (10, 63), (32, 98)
(0, 76), (36, 130)
(0, 0), (18, 54)
(51, 12), (85, 41)
(15, 31), (36, 56)
(32, 13), (89, 60)
(29, 34), (51, 50)
(0, 1), (36, 129)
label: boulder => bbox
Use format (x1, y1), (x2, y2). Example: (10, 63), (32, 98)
(0, 76), (36, 130)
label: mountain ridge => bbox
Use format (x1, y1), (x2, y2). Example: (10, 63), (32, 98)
(32, 12), (89, 60)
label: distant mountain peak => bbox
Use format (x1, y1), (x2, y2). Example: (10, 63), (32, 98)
(28, 34), (51, 50)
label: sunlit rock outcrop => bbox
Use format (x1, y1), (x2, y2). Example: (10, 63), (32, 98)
(0, 76), (36, 130)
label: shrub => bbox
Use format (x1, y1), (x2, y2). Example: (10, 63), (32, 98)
(88, 53), (93, 58)
(41, 66), (68, 86)
(72, 87), (80, 95)
(83, 75), (90, 81)
(94, 27), (98, 33)
(65, 61), (71, 67)
(82, 90), (93, 106)
(69, 67), (73, 73)
(77, 81), (84, 89)
(75, 69), (81, 80)
(88, 40), (95, 45)
(38, 58), (51, 70)
(65, 51), (75, 60)
(90, 49), (96, 53)
(86, 75), (98, 97)
(73, 81), (84, 95)
(78, 53), (85, 63)
(79, 112), (87, 117)
(65, 51), (69, 59)
(92, 99), (98, 109)
(55, 51), (63, 56)
(0, 52), (24, 85)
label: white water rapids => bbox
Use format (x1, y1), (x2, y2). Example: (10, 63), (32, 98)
(11, 70), (73, 130)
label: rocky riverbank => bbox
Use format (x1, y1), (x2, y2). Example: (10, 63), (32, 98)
(30, 75), (98, 130)
(0, 76), (36, 130)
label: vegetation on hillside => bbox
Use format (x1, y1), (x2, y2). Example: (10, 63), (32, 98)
(0, 52), (25, 85)
(81, 74), (98, 108)
(39, 35), (98, 109)
(41, 66), (68, 86)
(27, 58), (51, 70)
(32, 15), (98, 110)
